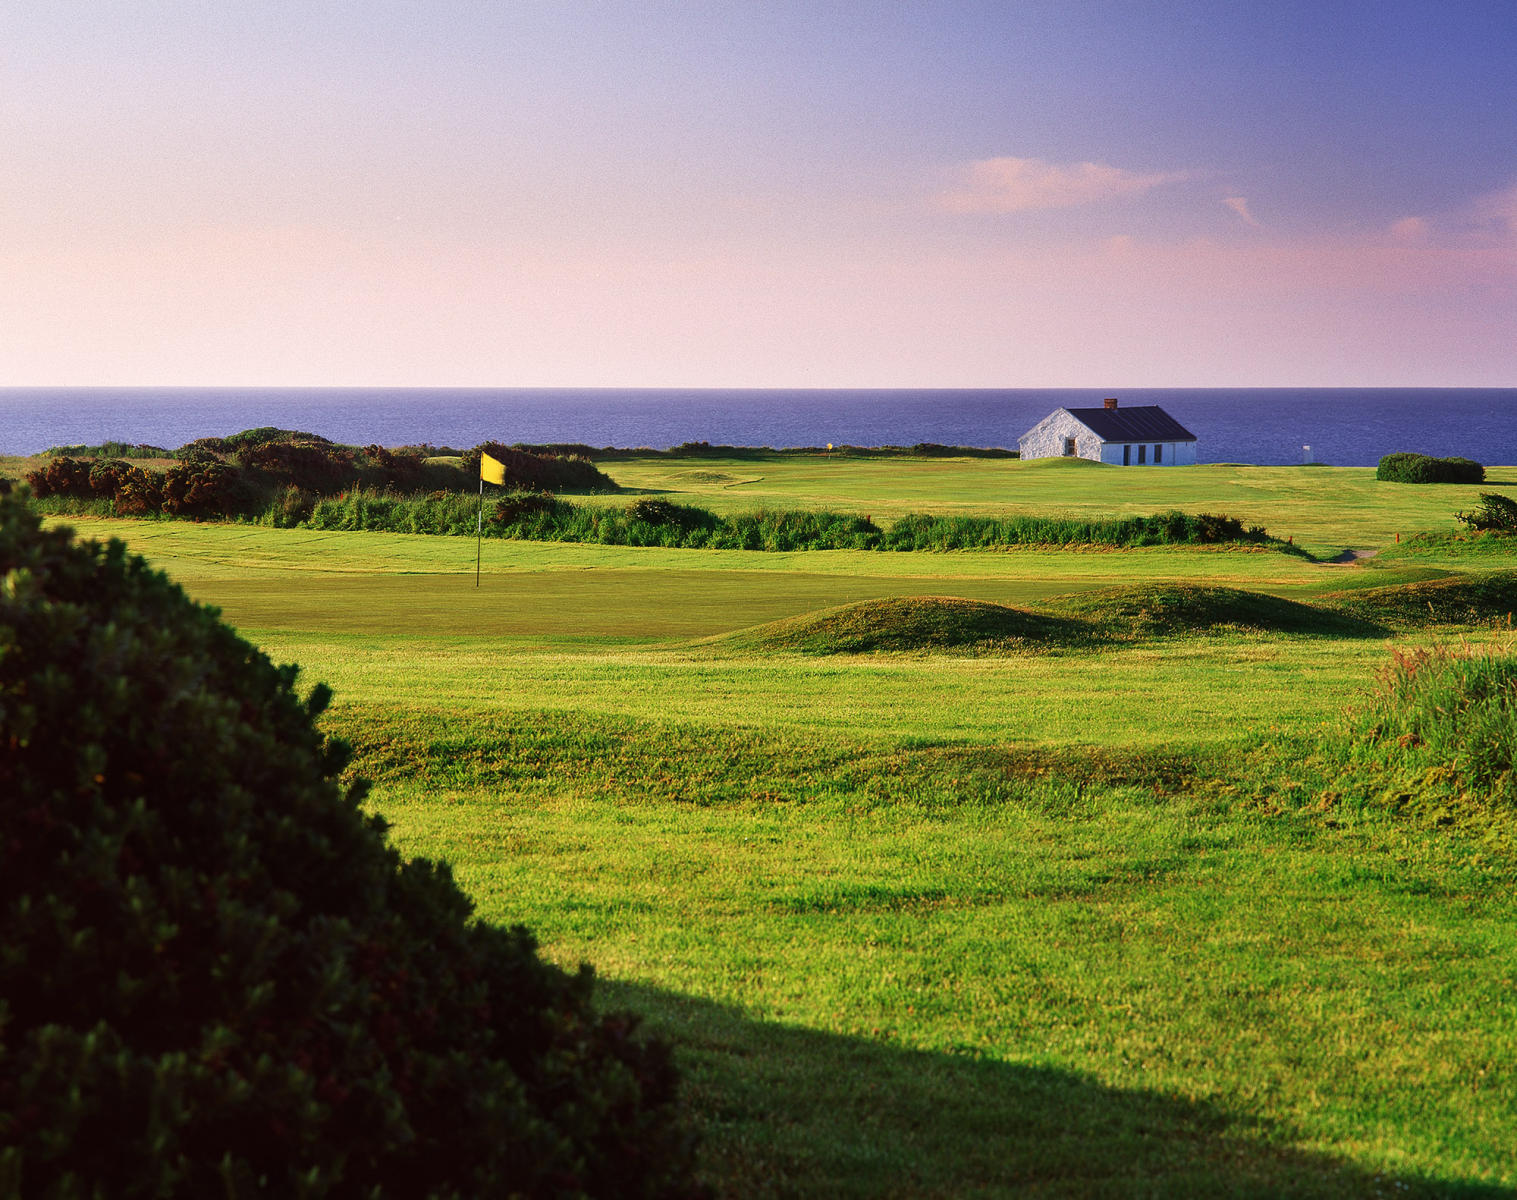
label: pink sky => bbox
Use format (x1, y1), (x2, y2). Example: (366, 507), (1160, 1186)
(3, 4), (1513, 386)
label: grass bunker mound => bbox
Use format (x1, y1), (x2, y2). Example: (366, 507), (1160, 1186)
(0, 494), (699, 1198)
(1325, 570), (1517, 628)
(1050, 583), (1384, 639)
(720, 595), (1088, 654)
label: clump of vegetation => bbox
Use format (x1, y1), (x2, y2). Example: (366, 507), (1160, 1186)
(1334, 643), (1517, 818)
(877, 510), (1269, 551)
(1456, 492), (1517, 533)
(716, 595), (1088, 655)
(22, 430), (610, 523)
(0, 494), (700, 1197)
(481, 501), (1278, 553)
(1375, 452), (1484, 484)
(463, 442), (615, 492)
(42, 440), (172, 459)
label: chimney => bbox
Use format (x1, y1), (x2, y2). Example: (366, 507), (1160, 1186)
(1103, 397), (1118, 410)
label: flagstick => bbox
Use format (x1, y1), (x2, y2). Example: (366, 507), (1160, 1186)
(476, 474), (483, 588)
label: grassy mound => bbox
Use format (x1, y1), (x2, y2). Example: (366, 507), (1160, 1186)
(717, 595), (1089, 655)
(1325, 570), (1517, 628)
(1050, 583), (1382, 638)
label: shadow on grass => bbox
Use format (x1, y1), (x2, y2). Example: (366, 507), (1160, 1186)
(602, 982), (1513, 1200)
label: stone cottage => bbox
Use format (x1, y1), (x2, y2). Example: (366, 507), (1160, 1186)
(1018, 398), (1197, 465)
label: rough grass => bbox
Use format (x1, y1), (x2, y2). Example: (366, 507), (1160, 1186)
(1327, 642), (1517, 820)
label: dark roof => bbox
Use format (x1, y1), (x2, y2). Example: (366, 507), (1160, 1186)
(1065, 405), (1196, 443)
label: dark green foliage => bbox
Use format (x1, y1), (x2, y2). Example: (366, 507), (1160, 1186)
(878, 510), (1267, 551)
(161, 459), (260, 518)
(1375, 453), (1484, 484)
(490, 491), (560, 526)
(626, 498), (720, 534)
(1456, 492), (1517, 533)
(483, 501), (1273, 553)
(183, 428), (334, 457)
(0, 495), (700, 1198)
(237, 438), (358, 493)
(464, 443), (615, 493)
(305, 490), (484, 536)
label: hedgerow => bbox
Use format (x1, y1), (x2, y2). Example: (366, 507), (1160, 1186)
(1375, 452), (1484, 484)
(481, 501), (1272, 552)
(0, 492), (701, 1197)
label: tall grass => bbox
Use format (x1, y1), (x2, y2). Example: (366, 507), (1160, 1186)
(486, 497), (1276, 552)
(1348, 642), (1517, 812)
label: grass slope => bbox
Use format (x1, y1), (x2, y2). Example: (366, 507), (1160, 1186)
(715, 595), (1086, 654)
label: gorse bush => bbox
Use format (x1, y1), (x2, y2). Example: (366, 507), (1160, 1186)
(24, 431), (595, 521)
(1375, 453), (1484, 484)
(464, 443), (615, 493)
(0, 494), (700, 1197)
(1456, 492), (1517, 533)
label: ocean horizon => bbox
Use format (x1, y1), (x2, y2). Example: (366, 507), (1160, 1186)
(3, 386), (1515, 467)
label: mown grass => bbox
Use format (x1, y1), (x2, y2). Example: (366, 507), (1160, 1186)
(333, 707), (1517, 1197)
(36, 486), (1517, 1194)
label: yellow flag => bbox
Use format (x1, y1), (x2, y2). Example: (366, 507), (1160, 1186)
(479, 451), (507, 486)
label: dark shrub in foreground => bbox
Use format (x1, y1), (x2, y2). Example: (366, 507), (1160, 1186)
(0, 495), (699, 1197)
(1376, 453), (1484, 484)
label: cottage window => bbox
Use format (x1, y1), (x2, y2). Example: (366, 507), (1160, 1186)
(1064, 437), (1076, 456)
(1138, 445), (1146, 464)
(1123, 445), (1130, 465)
(1155, 444), (1162, 463)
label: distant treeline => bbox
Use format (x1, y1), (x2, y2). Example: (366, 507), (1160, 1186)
(508, 440), (1018, 461)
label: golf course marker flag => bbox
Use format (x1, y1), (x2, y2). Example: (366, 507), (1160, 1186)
(477, 451), (507, 587)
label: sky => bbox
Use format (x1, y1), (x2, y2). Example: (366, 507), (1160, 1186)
(2, 1), (1513, 387)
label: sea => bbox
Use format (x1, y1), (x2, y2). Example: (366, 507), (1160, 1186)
(2, 387), (1515, 467)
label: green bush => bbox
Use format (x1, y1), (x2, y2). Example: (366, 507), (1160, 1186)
(1375, 453), (1484, 484)
(1456, 492), (1517, 533)
(0, 494), (700, 1197)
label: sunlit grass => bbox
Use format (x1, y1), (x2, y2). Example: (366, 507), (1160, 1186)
(52, 503), (1517, 1194)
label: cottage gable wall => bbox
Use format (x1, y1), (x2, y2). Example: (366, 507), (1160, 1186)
(1017, 409), (1104, 463)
